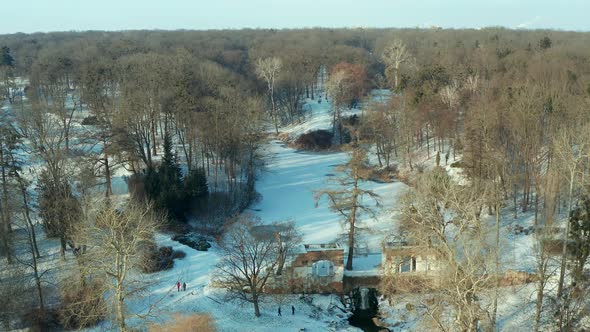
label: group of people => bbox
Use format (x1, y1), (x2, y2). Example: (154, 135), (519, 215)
(176, 281), (187, 292)
(278, 305), (295, 316)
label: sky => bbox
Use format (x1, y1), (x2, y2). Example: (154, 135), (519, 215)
(1, 0), (588, 34)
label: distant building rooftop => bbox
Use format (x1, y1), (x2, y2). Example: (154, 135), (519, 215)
(304, 243), (343, 252)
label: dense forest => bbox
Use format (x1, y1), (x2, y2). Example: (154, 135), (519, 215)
(1, 27), (590, 331)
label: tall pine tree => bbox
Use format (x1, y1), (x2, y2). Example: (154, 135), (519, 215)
(157, 133), (183, 222)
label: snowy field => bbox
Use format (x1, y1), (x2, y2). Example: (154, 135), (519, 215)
(251, 140), (406, 252)
(1, 86), (545, 331)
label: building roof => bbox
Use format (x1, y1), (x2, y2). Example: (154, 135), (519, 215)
(303, 243), (343, 252)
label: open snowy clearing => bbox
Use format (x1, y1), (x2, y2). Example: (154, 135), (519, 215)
(251, 139), (406, 252)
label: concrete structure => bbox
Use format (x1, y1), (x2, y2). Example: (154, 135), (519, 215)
(381, 236), (440, 276)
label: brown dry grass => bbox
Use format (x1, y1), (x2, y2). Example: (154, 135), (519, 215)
(149, 314), (216, 332)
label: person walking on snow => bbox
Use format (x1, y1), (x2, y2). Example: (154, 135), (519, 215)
(176, 281), (180, 292)
(182, 282), (186, 291)
(292, 305), (295, 315)
(278, 306), (282, 316)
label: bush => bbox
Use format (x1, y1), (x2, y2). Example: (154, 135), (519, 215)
(172, 233), (212, 251)
(142, 244), (175, 273)
(159, 246), (173, 258)
(149, 313), (216, 332)
(172, 250), (187, 259)
(367, 164), (398, 183)
(81, 115), (100, 126)
(340, 114), (359, 144)
(24, 308), (61, 332)
(59, 280), (106, 329)
(295, 130), (333, 150)
(450, 161), (463, 168)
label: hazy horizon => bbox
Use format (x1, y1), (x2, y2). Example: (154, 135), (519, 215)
(1, 0), (588, 35)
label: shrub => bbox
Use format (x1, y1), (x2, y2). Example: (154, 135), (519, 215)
(24, 308), (61, 332)
(159, 246), (173, 258)
(149, 313), (216, 332)
(367, 164), (398, 183)
(340, 114), (360, 144)
(81, 115), (100, 126)
(450, 161), (463, 168)
(142, 244), (175, 273)
(172, 233), (212, 251)
(172, 250), (187, 259)
(415, 162), (426, 174)
(295, 130), (333, 150)
(380, 274), (435, 295)
(59, 280), (106, 329)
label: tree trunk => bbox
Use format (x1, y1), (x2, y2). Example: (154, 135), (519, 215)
(394, 66), (399, 91)
(534, 259), (546, 332)
(346, 177), (359, 271)
(253, 292), (261, 317)
(0, 144), (12, 263)
(270, 82), (279, 135)
(558, 171), (575, 297)
(491, 200), (500, 330)
(60, 236), (67, 259)
(19, 179), (40, 259)
(557, 170), (575, 324)
(105, 153), (112, 197)
(116, 285), (126, 331)
(116, 251), (127, 332)
(276, 234), (285, 275)
(28, 221), (44, 311)
(426, 126), (430, 158)
(151, 116), (157, 157)
(63, 118), (69, 152)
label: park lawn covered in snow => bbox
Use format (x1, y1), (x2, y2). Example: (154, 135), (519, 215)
(86, 233), (357, 332)
(3, 87), (546, 331)
(250, 140), (406, 253)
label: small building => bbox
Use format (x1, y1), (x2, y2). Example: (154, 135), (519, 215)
(381, 236), (440, 275)
(266, 243), (345, 295)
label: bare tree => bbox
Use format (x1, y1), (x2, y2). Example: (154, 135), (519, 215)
(0, 116), (16, 263)
(396, 167), (495, 331)
(15, 93), (77, 258)
(255, 57), (282, 135)
(271, 221), (302, 276)
(552, 125), (590, 330)
(74, 199), (162, 331)
(381, 39), (413, 91)
(0, 266), (31, 330)
(316, 147), (379, 270)
(215, 214), (278, 317)
(326, 69), (350, 142)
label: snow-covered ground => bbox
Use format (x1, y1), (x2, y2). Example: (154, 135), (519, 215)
(115, 91), (406, 331)
(251, 140), (406, 251)
(1, 85), (547, 331)
(87, 234), (358, 332)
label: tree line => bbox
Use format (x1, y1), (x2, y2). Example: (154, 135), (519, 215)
(0, 26), (589, 330)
